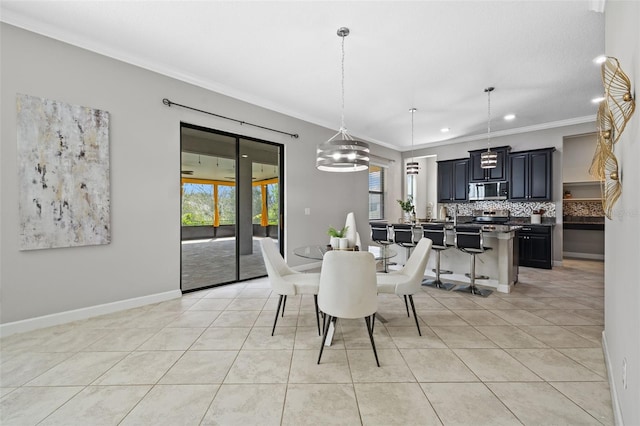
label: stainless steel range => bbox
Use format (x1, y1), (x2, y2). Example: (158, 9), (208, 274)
(472, 209), (510, 225)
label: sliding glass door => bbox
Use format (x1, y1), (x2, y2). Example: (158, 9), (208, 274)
(180, 124), (283, 292)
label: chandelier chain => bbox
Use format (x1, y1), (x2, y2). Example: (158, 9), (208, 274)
(487, 88), (491, 148)
(340, 34), (346, 132)
(411, 108), (415, 161)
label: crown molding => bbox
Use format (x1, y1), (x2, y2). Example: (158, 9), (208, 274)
(402, 115), (597, 152)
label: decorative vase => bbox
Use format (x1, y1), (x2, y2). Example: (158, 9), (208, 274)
(403, 211), (411, 223)
(330, 237), (340, 249)
(339, 237), (349, 250)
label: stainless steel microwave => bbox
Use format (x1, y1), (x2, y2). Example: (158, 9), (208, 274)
(468, 181), (508, 201)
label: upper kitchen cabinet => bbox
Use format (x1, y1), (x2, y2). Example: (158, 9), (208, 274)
(508, 148), (554, 201)
(438, 158), (469, 202)
(468, 146), (510, 182)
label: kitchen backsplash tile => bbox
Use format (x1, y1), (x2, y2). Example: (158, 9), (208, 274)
(562, 200), (604, 217)
(441, 201), (556, 217)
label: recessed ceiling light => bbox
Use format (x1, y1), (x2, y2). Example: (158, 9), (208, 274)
(591, 96), (606, 103)
(440, 127), (450, 133)
(504, 114), (516, 121)
(241, 154), (248, 158)
(593, 55), (607, 64)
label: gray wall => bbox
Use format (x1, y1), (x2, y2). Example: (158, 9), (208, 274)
(603, 2), (640, 424)
(562, 229), (604, 257)
(563, 133), (599, 183)
(0, 23), (381, 324)
(406, 122), (597, 263)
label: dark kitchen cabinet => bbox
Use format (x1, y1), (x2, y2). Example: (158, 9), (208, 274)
(468, 146), (510, 182)
(437, 158), (469, 202)
(508, 148), (554, 201)
(518, 225), (552, 269)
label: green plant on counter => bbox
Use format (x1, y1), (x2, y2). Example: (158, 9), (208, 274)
(397, 196), (415, 213)
(327, 225), (348, 238)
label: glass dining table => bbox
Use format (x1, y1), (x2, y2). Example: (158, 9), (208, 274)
(293, 245), (397, 262)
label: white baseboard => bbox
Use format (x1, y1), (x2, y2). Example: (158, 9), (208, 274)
(0, 290), (181, 338)
(563, 252), (605, 260)
(602, 330), (624, 426)
(553, 260), (563, 267)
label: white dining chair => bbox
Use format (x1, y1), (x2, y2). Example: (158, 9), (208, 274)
(260, 238), (321, 336)
(375, 237), (432, 336)
(317, 250), (380, 367)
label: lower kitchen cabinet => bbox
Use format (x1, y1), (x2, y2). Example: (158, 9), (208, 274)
(518, 225), (552, 269)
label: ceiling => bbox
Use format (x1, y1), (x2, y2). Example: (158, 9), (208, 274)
(1, 1), (605, 151)
(181, 151), (279, 182)
(181, 126), (280, 181)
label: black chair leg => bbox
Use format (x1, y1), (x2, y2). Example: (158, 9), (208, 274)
(403, 295), (410, 317)
(365, 316), (380, 367)
(314, 295), (320, 336)
(281, 295), (287, 317)
(371, 313), (376, 334)
(272, 294), (283, 336)
(408, 295), (421, 336)
(317, 314), (333, 364)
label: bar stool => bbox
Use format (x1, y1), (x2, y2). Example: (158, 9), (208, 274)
(391, 224), (417, 264)
(453, 226), (493, 297)
(421, 223), (455, 290)
(370, 222), (393, 273)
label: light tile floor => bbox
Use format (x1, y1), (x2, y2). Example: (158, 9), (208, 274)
(0, 259), (613, 425)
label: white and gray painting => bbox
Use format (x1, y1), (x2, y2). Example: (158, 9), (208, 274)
(17, 94), (111, 250)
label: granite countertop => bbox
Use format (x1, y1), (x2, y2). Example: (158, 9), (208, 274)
(413, 220), (521, 233)
(563, 216), (605, 224)
(423, 217), (556, 227)
(447, 216), (556, 226)
(506, 217), (556, 227)
(562, 216), (605, 230)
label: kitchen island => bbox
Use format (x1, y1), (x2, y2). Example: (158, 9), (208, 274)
(390, 222), (520, 294)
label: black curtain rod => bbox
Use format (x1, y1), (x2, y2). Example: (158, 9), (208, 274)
(162, 98), (299, 139)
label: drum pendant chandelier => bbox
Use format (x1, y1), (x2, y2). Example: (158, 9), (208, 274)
(406, 108), (419, 175)
(316, 27), (370, 172)
(480, 87), (498, 169)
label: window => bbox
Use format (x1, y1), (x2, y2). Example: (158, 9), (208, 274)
(406, 173), (416, 205)
(181, 183), (214, 226)
(369, 165), (385, 220)
(252, 182), (279, 225)
(181, 181), (235, 226)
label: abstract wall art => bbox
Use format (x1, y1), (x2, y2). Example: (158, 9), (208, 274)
(17, 94), (111, 250)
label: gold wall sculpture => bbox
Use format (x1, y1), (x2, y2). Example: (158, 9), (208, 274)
(589, 101), (613, 180)
(590, 57), (635, 219)
(602, 57), (635, 143)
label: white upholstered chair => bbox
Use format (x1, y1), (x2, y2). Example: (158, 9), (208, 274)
(376, 237), (432, 336)
(260, 238), (321, 336)
(317, 250), (380, 367)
